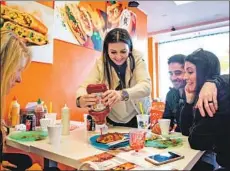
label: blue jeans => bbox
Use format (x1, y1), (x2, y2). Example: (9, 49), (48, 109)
(202, 151), (219, 169)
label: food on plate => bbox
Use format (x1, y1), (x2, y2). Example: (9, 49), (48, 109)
(108, 162), (136, 170)
(1, 5), (48, 45)
(2, 21), (48, 45)
(145, 138), (183, 149)
(145, 132), (159, 141)
(21, 135), (45, 141)
(1, 5), (48, 35)
(9, 131), (48, 141)
(96, 132), (124, 144)
(75, 6), (93, 37)
(107, 2), (123, 25)
(64, 4), (87, 45)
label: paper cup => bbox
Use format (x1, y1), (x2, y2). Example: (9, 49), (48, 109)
(45, 113), (57, 125)
(158, 119), (170, 136)
(47, 124), (62, 146)
(136, 114), (150, 129)
(40, 118), (52, 131)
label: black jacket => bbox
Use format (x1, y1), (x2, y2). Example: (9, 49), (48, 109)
(180, 74), (230, 168)
(163, 88), (185, 132)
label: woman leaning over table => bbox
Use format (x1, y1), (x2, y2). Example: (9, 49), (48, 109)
(0, 30), (60, 171)
(76, 28), (152, 128)
(180, 49), (230, 170)
(1, 29), (33, 171)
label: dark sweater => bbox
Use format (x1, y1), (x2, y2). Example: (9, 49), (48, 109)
(163, 88), (186, 132)
(180, 74), (230, 168)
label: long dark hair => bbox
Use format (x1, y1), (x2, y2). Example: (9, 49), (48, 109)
(185, 48), (220, 94)
(103, 28), (135, 89)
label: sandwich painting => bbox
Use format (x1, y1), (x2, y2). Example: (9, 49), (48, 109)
(0, 1), (54, 64)
(54, 1), (107, 51)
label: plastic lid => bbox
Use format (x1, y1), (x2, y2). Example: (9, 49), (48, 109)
(62, 104), (69, 109)
(37, 98), (42, 104)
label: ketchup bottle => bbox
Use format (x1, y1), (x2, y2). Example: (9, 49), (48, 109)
(86, 84), (110, 125)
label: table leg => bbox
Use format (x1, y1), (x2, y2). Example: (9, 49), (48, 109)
(44, 158), (58, 168)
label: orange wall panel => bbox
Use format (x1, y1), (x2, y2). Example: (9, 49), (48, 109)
(148, 37), (154, 97)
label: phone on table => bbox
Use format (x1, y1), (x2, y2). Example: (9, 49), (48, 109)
(145, 151), (184, 165)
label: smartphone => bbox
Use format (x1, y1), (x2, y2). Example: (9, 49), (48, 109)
(145, 151), (184, 165)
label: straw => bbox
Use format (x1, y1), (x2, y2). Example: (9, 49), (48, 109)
(138, 102), (144, 115)
(49, 102), (52, 113)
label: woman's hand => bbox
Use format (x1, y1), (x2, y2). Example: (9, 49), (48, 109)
(1, 161), (17, 170)
(102, 90), (122, 107)
(79, 94), (97, 110)
(185, 84), (196, 104)
(196, 82), (218, 117)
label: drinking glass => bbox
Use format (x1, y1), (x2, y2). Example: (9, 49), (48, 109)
(129, 128), (146, 156)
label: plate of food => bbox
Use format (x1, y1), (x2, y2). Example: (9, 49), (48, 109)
(9, 131), (48, 142)
(89, 132), (129, 151)
(145, 132), (183, 149)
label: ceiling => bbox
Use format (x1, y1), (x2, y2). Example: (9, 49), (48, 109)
(138, 1), (229, 34)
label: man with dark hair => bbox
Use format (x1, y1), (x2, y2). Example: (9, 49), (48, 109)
(163, 54), (186, 132)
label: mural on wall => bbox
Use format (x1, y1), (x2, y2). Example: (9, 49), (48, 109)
(0, 1), (54, 64)
(54, 1), (107, 51)
(106, 1), (137, 39)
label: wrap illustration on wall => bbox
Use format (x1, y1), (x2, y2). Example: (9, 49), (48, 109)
(0, 1), (54, 64)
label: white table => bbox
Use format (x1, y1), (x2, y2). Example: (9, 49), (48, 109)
(6, 125), (204, 170)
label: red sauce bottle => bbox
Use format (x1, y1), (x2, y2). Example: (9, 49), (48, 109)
(86, 84), (110, 125)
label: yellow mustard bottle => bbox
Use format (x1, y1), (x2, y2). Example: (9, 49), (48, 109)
(10, 96), (20, 127)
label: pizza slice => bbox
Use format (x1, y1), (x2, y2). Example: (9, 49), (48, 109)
(96, 132), (124, 144)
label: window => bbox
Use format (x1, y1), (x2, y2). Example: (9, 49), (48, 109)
(158, 31), (229, 101)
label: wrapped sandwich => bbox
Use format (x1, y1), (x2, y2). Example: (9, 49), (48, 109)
(63, 4), (88, 45)
(1, 5), (48, 45)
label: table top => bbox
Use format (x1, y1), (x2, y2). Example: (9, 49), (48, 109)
(6, 124), (204, 170)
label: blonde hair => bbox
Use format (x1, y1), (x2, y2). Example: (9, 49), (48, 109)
(1, 29), (31, 150)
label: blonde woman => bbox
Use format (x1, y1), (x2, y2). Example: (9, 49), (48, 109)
(1, 29), (32, 170)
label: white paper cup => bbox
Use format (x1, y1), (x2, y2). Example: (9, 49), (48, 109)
(45, 113), (57, 125)
(136, 114), (150, 129)
(47, 124), (62, 146)
(40, 118), (52, 131)
(158, 119), (170, 136)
